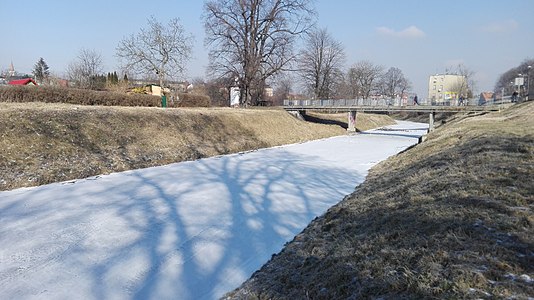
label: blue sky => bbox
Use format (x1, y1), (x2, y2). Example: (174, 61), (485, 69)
(1, 0), (533, 98)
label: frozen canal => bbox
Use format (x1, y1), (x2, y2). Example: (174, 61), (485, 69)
(0, 121), (427, 300)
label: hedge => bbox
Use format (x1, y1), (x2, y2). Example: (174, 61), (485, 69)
(168, 92), (211, 108)
(0, 85), (211, 108)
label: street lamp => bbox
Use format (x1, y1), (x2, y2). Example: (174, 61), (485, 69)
(527, 65), (532, 101)
(510, 81), (516, 102)
(518, 73), (524, 96)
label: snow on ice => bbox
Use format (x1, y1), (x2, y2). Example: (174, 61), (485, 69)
(0, 121), (427, 299)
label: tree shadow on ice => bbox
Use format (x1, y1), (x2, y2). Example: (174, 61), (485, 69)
(90, 149), (364, 299)
(0, 147), (364, 299)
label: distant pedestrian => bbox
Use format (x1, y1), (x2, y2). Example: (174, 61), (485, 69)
(512, 91), (518, 102)
(458, 95), (465, 106)
(413, 95), (419, 105)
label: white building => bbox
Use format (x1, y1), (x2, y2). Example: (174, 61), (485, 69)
(428, 74), (468, 104)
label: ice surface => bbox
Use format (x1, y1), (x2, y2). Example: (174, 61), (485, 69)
(0, 121), (427, 299)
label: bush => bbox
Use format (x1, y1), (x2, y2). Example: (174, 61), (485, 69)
(0, 86), (214, 108)
(169, 92), (211, 107)
(0, 85), (162, 107)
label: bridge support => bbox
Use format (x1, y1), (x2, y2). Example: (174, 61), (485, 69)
(429, 112), (435, 132)
(348, 111), (357, 132)
(287, 110), (306, 121)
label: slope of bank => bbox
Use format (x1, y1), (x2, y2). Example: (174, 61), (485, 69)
(226, 101), (534, 299)
(0, 103), (392, 191)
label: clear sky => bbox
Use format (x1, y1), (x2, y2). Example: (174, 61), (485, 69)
(1, 0), (533, 98)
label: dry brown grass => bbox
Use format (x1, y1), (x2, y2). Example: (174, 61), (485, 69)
(226, 102), (534, 299)
(1, 102), (397, 191)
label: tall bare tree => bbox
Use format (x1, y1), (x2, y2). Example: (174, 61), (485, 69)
(379, 67), (411, 99)
(347, 61), (383, 99)
(298, 28), (345, 100)
(204, 0), (315, 106)
(66, 48), (104, 89)
(449, 64), (475, 98)
(116, 16), (193, 90)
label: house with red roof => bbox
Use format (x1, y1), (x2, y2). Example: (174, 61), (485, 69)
(479, 91), (494, 105)
(8, 78), (38, 86)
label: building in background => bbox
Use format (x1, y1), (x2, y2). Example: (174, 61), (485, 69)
(479, 91), (494, 105)
(8, 78), (38, 86)
(428, 74), (468, 105)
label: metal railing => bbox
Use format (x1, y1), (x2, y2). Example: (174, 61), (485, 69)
(284, 97), (516, 107)
(284, 99), (399, 107)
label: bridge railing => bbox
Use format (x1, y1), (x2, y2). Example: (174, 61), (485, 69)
(284, 97), (516, 107)
(284, 99), (403, 107)
(485, 95), (516, 105)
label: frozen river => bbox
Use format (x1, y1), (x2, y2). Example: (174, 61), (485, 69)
(0, 121), (427, 300)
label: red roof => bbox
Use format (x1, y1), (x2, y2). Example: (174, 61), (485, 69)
(480, 92), (494, 101)
(8, 78), (38, 85)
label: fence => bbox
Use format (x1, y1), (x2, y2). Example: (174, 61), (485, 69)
(284, 97), (516, 107)
(284, 98), (404, 107)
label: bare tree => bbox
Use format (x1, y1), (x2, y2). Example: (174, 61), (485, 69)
(345, 68), (360, 99)
(332, 73), (351, 99)
(271, 72), (294, 105)
(298, 28), (345, 99)
(347, 61), (383, 99)
(379, 67), (411, 99)
(204, 0), (315, 106)
(450, 64), (475, 98)
(66, 48), (104, 89)
(116, 16), (193, 90)
(495, 58), (534, 98)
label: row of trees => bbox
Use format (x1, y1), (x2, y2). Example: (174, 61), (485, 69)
(31, 54), (130, 90)
(274, 60), (411, 103)
(44, 1), (414, 106)
(60, 16), (193, 92)
(66, 48), (104, 89)
(495, 59), (533, 98)
(294, 26), (411, 101)
(203, 0), (412, 105)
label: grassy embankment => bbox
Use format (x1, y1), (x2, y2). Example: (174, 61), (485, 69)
(226, 101), (534, 299)
(0, 102), (393, 191)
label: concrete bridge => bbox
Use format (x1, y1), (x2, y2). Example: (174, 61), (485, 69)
(283, 99), (507, 132)
(284, 99), (510, 132)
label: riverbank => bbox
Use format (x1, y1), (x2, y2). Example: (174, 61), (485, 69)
(0, 103), (395, 191)
(226, 101), (534, 299)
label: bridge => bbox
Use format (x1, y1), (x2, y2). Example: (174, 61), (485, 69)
(283, 99), (508, 132)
